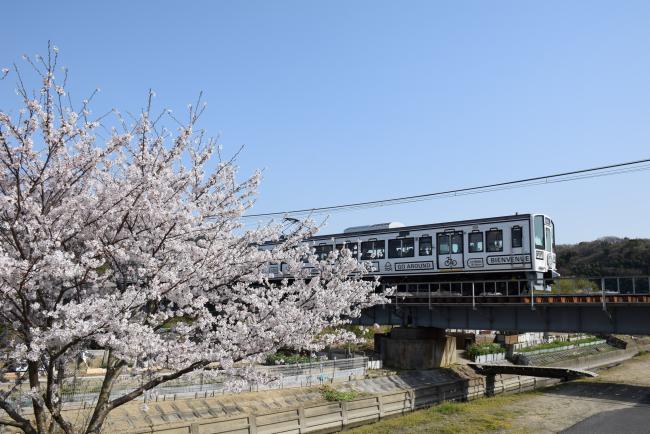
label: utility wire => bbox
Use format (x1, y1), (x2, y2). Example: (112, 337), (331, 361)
(241, 157), (650, 219)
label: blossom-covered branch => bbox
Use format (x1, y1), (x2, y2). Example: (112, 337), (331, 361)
(0, 44), (387, 434)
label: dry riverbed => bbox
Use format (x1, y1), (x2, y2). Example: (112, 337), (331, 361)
(348, 352), (650, 434)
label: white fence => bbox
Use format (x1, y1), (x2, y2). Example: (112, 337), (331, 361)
(472, 352), (506, 363)
(50, 357), (369, 406)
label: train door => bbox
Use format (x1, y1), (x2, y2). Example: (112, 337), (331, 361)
(437, 230), (464, 269)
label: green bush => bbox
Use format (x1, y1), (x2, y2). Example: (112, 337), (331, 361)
(320, 385), (358, 401)
(549, 278), (599, 294)
(466, 343), (505, 359)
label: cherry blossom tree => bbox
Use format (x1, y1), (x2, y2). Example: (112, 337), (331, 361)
(0, 45), (387, 434)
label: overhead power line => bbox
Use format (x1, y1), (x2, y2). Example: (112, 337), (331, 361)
(242, 157), (650, 219)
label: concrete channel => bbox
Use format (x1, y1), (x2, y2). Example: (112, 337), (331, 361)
(3, 339), (648, 433)
(91, 338), (650, 434)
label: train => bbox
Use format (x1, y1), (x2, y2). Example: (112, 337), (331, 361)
(267, 213), (558, 290)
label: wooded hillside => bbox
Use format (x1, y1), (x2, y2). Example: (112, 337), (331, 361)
(557, 237), (650, 276)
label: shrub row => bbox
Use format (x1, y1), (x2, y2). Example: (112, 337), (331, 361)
(466, 343), (505, 358)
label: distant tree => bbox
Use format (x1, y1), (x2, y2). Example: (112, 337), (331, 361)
(557, 237), (650, 277)
(0, 45), (387, 434)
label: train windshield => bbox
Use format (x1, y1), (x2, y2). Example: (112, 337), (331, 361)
(534, 215), (545, 249)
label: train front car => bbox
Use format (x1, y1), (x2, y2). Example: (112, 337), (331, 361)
(303, 213), (558, 293)
(531, 213), (558, 282)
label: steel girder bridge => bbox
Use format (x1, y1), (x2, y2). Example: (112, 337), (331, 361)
(354, 276), (650, 334)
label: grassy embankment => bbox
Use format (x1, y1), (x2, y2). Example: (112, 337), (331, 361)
(347, 394), (534, 434)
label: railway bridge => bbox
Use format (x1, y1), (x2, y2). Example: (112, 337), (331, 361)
(357, 275), (650, 334)
(358, 291), (650, 334)
(352, 276), (650, 369)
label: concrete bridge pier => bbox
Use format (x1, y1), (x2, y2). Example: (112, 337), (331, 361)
(375, 327), (457, 369)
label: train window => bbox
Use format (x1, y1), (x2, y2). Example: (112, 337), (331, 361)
(388, 238), (414, 258)
(437, 234), (450, 255)
(511, 226), (523, 248)
(336, 242), (359, 259)
(468, 232), (483, 253)
(419, 236), (433, 256)
(486, 229), (503, 252)
(534, 215), (545, 249)
(360, 240), (385, 260)
(313, 244), (333, 260)
(545, 227), (552, 251)
(451, 233), (463, 254)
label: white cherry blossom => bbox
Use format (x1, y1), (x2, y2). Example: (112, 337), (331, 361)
(0, 47), (387, 434)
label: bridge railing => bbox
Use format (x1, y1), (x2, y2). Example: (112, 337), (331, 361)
(389, 275), (650, 307)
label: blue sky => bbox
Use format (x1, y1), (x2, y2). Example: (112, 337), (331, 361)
(2, 1), (650, 243)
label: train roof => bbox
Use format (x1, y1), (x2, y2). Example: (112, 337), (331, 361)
(309, 213), (534, 241)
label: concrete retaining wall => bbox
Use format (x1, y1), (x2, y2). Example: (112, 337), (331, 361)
(551, 348), (636, 370)
(126, 373), (559, 433)
(553, 342), (650, 371)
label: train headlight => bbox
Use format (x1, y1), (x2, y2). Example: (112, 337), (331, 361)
(547, 254), (555, 268)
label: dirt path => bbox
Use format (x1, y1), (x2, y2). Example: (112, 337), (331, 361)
(505, 352), (650, 433)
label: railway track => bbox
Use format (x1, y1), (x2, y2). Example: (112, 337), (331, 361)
(391, 292), (650, 305)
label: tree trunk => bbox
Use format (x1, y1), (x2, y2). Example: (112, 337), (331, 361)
(28, 360), (47, 433)
(84, 351), (124, 434)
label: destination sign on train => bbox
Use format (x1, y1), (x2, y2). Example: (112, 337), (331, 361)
(486, 255), (532, 265)
(395, 261), (434, 271)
